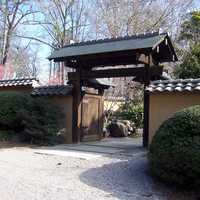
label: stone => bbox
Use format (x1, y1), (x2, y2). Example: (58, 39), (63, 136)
(107, 122), (128, 137)
(103, 128), (110, 137)
(118, 120), (136, 134)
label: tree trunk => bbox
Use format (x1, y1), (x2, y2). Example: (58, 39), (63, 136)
(2, 28), (11, 65)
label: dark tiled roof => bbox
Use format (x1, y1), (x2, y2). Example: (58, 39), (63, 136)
(63, 31), (163, 48)
(48, 32), (177, 62)
(32, 85), (73, 96)
(0, 78), (38, 87)
(146, 79), (200, 92)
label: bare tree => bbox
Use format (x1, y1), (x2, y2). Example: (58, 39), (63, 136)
(10, 42), (40, 78)
(0, 0), (38, 65)
(91, 0), (194, 38)
(17, 0), (89, 84)
(40, 0), (89, 84)
(90, 0), (194, 100)
(32, 0), (89, 48)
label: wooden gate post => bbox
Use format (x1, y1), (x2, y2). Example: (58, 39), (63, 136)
(72, 68), (82, 143)
(143, 55), (151, 148)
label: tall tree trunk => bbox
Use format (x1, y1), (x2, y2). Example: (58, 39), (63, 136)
(2, 28), (11, 65)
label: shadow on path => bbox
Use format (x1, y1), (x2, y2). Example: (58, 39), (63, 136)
(79, 156), (198, 200)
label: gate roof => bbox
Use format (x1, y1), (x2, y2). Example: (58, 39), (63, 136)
(48, 32), (177, 68)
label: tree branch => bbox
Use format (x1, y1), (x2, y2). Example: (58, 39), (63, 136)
(14, 34), (55, 49)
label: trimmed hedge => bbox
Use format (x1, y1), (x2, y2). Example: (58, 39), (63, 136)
(149, 105), (200, 188)
(0, 92), (63, 144)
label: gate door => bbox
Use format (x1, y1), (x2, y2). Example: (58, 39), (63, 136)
(81, 94), (103, 142)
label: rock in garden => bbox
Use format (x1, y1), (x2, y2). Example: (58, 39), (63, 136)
(107, 122), (128, 137)
(103, 127), (110, 137)
(118, 120), (136, 134)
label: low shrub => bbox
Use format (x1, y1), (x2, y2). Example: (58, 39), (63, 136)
(149, 105), (200, 188)
(0, 92), (63, 144)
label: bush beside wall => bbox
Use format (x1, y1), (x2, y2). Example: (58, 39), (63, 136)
(0, 92), (64, 145)
(149, 105), (200, 188)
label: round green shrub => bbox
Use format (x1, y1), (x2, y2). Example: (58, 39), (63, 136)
(0, 92), (63, 144)
(149, 105), (200, 188)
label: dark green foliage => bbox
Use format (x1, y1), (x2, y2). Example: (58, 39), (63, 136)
(0, 92), (63, 144)
(149, 105), (200, 188)
(0, 130), (14, 141)
(175, 11), (200, 79)
(116, 102), (143, 128)
(174, 44), (200, 79)
(179, 11), (200, 43)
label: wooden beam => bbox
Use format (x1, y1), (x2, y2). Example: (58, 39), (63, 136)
(137, 53), (154, 65)
(72, 68), (82, 143)
(132, 65), (163, 83)
(143, 55), (151, 148)
(68, 66), (162, 81)
(82, 67), (144, 79)
(63, 50), (154, 68)
(68, 67), (144, 80)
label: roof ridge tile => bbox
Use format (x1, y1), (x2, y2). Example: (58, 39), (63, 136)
(147, 78), (200, 93)
(62, 31), (165, 48)
(0, 78), (38, 87)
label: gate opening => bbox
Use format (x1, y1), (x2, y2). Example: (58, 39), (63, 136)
(48, 31), (177, 147)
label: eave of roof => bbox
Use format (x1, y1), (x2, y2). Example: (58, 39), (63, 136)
(146, 79), (200, 93)
(31, 85), (73, 96)
(0, 78), (39, 87)
(48, 32), (178, 65)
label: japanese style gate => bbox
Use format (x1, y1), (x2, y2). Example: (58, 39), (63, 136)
(49, 32), (177, 147)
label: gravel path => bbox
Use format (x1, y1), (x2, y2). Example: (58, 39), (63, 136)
(0, 146), (197, 200)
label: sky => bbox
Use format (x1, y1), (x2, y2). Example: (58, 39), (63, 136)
(15, 5), (51, 84)
(195, 0), (200, 8)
